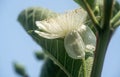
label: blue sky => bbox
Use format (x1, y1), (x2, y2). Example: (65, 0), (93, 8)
(0, 0), (120, 77)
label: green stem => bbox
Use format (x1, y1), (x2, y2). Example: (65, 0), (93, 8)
(111, 10), (120, 25)
(110, 10), (120, 29)
(82, 0), (100, 30)
(112, 20), (120, 29)
(82, 58), (86, 77)
(102, 0), (114, 29)
(91, 29), (113, 77)
(90, 1), (114, 77)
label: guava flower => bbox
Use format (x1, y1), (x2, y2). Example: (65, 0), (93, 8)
(35, 8), (96, 59)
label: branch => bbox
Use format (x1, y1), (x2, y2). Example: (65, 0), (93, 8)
(111, 20), (120, 30)
(110, 10), (120, 29)
(102, 0), (114, 29)
(90, 0), (114, 77)
(82, 0), (101, 31)
(111, 10), (120, 25)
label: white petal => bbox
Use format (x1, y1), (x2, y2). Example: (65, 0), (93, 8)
(36, 20), (59, 33)
(77, 25), (96, 51)
(35, 30), (61, 39)
(36, 21), (48, 31)
(64, 30), (85, 59)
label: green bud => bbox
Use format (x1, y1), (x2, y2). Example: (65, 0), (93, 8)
(13, 62), (27, 76)
(35, 51), (45, 60)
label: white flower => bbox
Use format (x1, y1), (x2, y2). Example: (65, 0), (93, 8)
(35, 8), (87, 39)
(35, 8), (96, 59)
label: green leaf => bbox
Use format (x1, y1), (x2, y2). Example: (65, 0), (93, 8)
(18, 7), (94, 77)
(18, 7), (57, 31)
(74, 0), (96, 10)
(40, 59), (67, 77)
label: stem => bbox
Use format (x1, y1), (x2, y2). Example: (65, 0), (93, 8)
(102, 0), (114, 29)
(82, 0), (100, 31)
(91, 29), (113, 77)
(112, 20), (120, 29)
(91, 1), (114, 77)
(82, 58), (86, 77)
(110, 10), (120, 29)
(111, 10), (120, 25)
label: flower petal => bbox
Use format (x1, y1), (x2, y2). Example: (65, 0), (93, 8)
(34, 30), (61, 39)
(36, 21), (48, 31)
(64, 30), (85, 59)
(77, 25), (96, 51)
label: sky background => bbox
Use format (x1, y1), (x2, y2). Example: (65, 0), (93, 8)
(0, 0), (120, 77)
